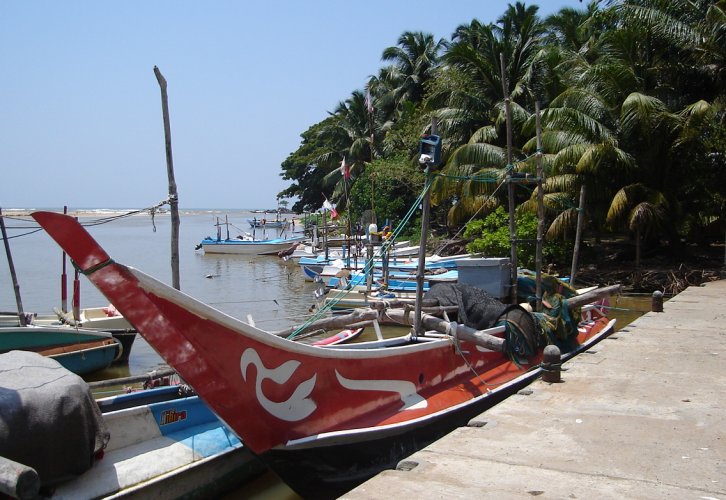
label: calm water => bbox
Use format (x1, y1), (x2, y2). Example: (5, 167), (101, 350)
(0, 210), (318, 377)
(0, 209), (650, 498)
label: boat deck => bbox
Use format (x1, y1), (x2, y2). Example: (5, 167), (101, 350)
(343, 279), (726, 499)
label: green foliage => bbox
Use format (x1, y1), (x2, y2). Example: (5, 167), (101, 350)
(464, 206), (569, 268)
(347, 155), (425, 228)
(280, 0), (726, 263)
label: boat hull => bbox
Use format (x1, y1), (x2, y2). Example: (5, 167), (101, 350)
(0, 326), (121, 375)
(50, 341), (120, 375)
(54, 389), (266, 498)
(200, 237), (305, 255)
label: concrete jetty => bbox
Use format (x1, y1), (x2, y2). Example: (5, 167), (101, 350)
(343, 280), (725, 499)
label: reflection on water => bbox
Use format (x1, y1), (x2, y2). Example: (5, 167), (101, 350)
(222, 470), (301, 500)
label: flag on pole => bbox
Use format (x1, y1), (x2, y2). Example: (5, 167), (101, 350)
(365, 88), (374, 114)
(339, 156), (350, 180)
(322, 196), (338, 219)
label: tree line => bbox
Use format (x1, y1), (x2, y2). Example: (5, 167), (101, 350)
(278, 0), (726, 266)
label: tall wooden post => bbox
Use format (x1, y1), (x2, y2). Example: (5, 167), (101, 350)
(500, 54), (517, 304)
(154, 66), (181, 291)
(0, 209), (27, 326)
(570, 184), (586, 287)
(413, 118), (437, 337)
(535, 102), (545, 312)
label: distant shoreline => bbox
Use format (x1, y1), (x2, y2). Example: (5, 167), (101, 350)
(1, 208), (299, 218)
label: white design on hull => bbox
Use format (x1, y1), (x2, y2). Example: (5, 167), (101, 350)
(240, 348), (317, 421)
(335, 371), (427, 410)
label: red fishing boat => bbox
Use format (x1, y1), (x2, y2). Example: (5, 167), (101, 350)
(32, 211), (616, 498)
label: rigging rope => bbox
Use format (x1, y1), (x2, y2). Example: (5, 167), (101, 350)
(0, 198), (173, 241)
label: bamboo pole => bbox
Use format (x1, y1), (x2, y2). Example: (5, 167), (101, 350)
(570, 184), (586, 287)
(535, 102), (544, 312)
(566, 284), (621, 309)
(0, 209), (27, 326)
(153, 66), (181, 291)
(270, 308), (380, 338)
(383, 309), (505, 352)
(500, 53), (518, 304)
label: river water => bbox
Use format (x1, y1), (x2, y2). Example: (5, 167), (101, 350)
(0, 209), (650, 498)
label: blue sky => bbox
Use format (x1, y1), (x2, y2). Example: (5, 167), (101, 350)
(0, 1), (583, 210)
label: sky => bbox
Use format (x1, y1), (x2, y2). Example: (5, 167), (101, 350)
(0, 1), (583, 211)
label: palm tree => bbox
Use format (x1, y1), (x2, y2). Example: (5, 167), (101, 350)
(380, 31), (446, 109)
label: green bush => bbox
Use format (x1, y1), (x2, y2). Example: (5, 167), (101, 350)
(463, 207), (569, 268)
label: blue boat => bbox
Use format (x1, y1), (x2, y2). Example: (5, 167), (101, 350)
(0, 351), (265, 499)
(0, 325), (121, 375)
(53, 388), (266, 498)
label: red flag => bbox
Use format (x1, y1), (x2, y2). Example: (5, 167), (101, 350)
(322, 196), (338, 219)
(339, 157), (350, 180)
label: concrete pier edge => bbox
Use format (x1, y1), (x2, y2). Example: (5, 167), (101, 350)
(343, 280), (725, 499)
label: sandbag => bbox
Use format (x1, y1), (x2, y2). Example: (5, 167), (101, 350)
(0, 351), (109, 487)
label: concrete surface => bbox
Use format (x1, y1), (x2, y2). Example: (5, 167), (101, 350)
(343, 280), (725, 499)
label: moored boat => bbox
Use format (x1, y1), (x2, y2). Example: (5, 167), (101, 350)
(33, 211), (617, 498)
(0, 307), (137, 363)
(0, 325), (121, 375)
(0, 351), (265, 499)
(199, 235), (306, 255)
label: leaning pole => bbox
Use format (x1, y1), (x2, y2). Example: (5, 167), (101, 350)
(153, 66), (181, 291)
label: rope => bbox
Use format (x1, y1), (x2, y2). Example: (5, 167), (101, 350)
(286, 177), (435, 340)
(0, 198), (173, 242)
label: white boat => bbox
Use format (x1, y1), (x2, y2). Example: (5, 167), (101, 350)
(199, 235), (306, 255)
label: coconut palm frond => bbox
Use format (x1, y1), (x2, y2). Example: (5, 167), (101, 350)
(522, 130), (590, 154)
(544, 173), (579, 193)
(447, 195), (500, 226)
(611, 3), (701, 47)
(447, 142), (507, 170)
(468, 125), (499, 144)
(541, 106), (613, 143)
(553, 143), (588, 173)
(546, 207), (579, 240)
(620, 92), (668, 137)
(461, 168), (504, 198)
